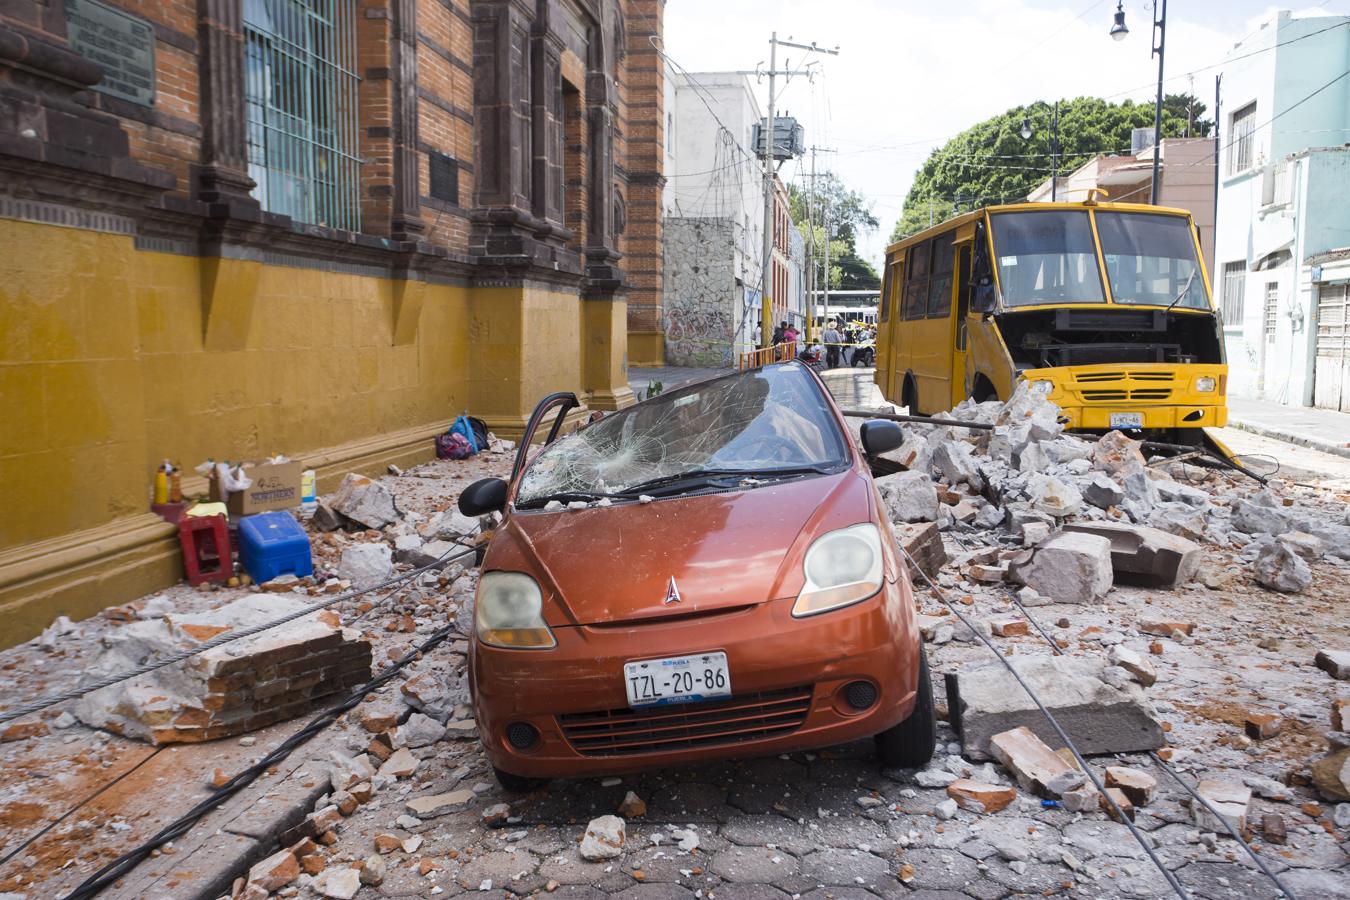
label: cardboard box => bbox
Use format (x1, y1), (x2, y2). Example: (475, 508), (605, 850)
(209, 460), (304, 516)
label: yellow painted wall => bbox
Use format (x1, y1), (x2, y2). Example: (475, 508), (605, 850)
(0, 217), (632, 646)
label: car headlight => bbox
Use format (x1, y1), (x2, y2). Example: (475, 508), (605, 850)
(1030, 380), (1055, 396)
(1195, 376), (1216, 393)
(792, 523), (885, 618)
(475, 572), (556, 649)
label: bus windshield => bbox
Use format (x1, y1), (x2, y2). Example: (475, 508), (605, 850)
(1097, 212), (1208, 310)
(989, 211), (1104, 307)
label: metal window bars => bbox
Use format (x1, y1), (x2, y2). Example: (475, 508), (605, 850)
(243, 0), (361, 233)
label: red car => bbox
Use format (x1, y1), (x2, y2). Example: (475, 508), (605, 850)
(458, 361), (934, 789)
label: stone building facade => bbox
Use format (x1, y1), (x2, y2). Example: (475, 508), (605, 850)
(0, 0), (663, 646)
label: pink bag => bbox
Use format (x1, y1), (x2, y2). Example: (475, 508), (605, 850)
(436, 432), (473, 460)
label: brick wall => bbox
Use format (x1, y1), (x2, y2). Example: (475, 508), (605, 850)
(622, 0), (665, 335)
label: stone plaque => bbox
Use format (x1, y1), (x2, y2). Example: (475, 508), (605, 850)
(65, 0), (156, 106)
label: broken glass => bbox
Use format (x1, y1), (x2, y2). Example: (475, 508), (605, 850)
(516, 363), (850, 506)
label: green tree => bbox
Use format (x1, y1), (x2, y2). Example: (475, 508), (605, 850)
(788, 174), (881, 290)
(891, 94), (1212, 242)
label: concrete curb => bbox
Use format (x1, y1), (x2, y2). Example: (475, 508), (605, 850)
(1227, 417), (1350, 461)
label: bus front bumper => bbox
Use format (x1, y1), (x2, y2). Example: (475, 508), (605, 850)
(1023, 363), (1228, 431)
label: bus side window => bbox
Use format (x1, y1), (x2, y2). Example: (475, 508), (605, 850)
(928, 236), (955, 319)
(905, 240), (930, 319)
(880, 264), (891, 322)
(956, 245), (972, 350)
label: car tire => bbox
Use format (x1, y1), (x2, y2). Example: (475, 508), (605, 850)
(874, 652), (936, 769)
(493, 766), (548, 793)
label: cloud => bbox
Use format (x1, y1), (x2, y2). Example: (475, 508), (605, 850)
(664, 0), (1244, 264)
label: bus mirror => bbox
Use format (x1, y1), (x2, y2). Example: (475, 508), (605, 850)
(971, 279), (997, 313)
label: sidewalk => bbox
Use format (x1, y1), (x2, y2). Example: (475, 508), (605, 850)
(1227, 396), (1350, 460)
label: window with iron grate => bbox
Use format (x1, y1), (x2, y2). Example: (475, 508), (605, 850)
(243, 0), (362, 232)
(1228, 102), (1257, 176)
(1221, 261), (1247, 327)
(1264, 282), (1279, 341)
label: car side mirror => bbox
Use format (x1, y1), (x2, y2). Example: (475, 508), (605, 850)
(459, 478), (508, 517)
(860, 420), (904, 457)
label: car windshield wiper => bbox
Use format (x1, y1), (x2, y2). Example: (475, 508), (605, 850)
(616, 465), (836, 498)
(517, 489), (628, 509)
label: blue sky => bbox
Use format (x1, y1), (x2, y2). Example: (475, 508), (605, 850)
(663, 1), (1347, 265)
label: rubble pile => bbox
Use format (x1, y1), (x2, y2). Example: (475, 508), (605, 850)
(874, 381), (1350, 597)
(74, 595), (372, 744)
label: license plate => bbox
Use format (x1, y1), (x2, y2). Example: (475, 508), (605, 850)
(1110, 412), (1144, 429)
(624, 652), (731, 707)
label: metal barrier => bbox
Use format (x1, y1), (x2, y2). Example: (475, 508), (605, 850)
(738, 342), (797, 370)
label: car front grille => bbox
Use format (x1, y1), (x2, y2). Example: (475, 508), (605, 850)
(558, 686), (814, 758)
(1075, 371), (1174, 403)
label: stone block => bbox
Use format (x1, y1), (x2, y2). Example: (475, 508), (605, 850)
(1316, 650), (1350, 680)
(1009, 532), (1113, 603)
(579, 815), (626, 860)
(1193, 780), (1251, 833)
(329, 473), (402, 529)
(1063, 521), (1201, 588)
(876, 470), (939, 523)
(1253, 540), (1312, 593)
(946, 656), (1164, 761)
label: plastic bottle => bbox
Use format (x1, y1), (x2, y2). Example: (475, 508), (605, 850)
(153, 463), (169, 505)
(300, 469), (317, 515)
(169, 465), (183, 504)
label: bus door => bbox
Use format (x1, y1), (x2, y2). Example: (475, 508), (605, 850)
(881, 257), (904, 400)
(950, 221), (978, 408)
(913, 235), (955, 412)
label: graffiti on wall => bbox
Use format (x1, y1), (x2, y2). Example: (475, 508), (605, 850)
(663, 218), (738, 366)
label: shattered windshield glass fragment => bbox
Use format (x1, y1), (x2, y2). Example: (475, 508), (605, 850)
(516, 363), (849, 506)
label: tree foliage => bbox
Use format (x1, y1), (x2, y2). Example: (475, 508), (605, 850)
(788, 174), (881, 290)
(891, 94), (1212, 242)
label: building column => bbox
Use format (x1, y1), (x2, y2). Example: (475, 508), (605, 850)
(196, 0), (260, 210)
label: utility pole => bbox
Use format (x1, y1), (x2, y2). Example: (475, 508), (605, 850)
(805, 145), (835, 344)
(758, 33), (838, 349)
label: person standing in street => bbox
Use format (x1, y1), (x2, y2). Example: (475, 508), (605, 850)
(822, 319), (842, 369)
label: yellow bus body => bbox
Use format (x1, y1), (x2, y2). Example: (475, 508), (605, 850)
(875, 201), (1228, 435)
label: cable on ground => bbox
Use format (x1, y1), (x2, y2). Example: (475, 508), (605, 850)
(901, 545), (1193, 899)
(0, 542), (479, 726)
(59, 614), (468, 900)
(1005, 588), (1296, 898)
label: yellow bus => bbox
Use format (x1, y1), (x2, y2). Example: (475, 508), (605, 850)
(876, 200), (1227, 437)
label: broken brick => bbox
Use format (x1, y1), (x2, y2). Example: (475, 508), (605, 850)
(1316, 650), (1350, 681)
(946, 779), (1017, 814)
(990, 618), (1029, 637)
(374, 833), (402, 854)
(988, 726), (1078, 798)
(1, 721), (49, 743)
(1104, 766), (1157, 806)
(1139, 618), (1195, 638)
(1261, 813), (1287, 845)
(1334, 698), (1350, 732)
(1100, 787), (1135, 822)
(1244, 713), (1282, 741)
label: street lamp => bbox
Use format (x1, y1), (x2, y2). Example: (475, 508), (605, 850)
(1020, 102), (1061, 201)
(1110, 0), (1167, 204)
(1110, 2), (1129, 40)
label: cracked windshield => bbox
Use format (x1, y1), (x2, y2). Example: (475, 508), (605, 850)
(517, 363), (848, 505)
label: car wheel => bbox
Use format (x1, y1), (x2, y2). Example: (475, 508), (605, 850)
(874, 652), (936, 769)
(493, 766), (548, 793)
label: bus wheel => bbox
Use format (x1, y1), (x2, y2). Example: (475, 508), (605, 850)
(902, 376), (919, 415)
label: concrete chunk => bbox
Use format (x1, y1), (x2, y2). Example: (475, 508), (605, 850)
(1063, 521), (1201, 588)
(1009, 532), (1113, 603)
(876, 470), (940, 523)
(988, 726), (1078, 798)
(946, 656), (1164, 760)
(945, 779), (1017, 814)
(1253, 540), (1312, 593)
(1316, 650), (1350, 680)
(1193, 780), (1251, 833)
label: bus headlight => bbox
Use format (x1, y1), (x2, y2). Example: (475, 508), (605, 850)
(1030, 380), (1055, 397)
(1195, 377), (1217, 393)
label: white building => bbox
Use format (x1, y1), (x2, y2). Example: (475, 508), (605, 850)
(1212, 10), (1350, 409)
(661, 71), (802, 366)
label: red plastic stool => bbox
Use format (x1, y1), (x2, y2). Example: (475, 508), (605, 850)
(179, 514), (231, 586)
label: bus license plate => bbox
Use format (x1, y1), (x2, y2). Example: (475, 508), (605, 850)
(624, 652), (730, 707)
(1110, 412), (1144, 429)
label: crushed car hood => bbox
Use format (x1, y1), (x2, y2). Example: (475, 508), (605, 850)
(491, 471), (874, 627)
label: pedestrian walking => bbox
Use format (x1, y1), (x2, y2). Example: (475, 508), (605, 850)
(822, 320), (842, 369)
(783, 323), (799, 354)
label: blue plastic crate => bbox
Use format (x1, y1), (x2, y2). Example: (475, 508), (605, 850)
(238, 511), (313, 585)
